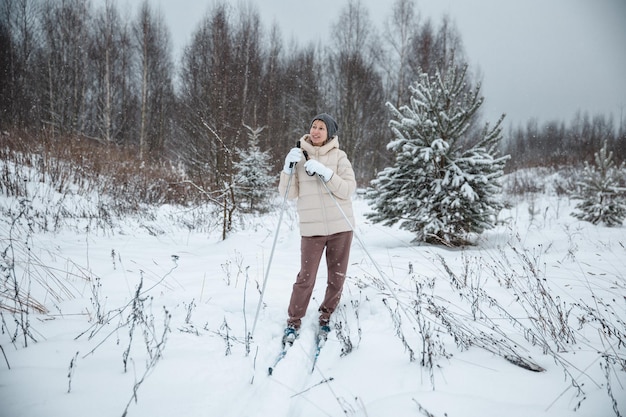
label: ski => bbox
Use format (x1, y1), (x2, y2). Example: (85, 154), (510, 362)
(269, 327), (299, 375)
(268, 341), (292, 375)
(310, 337), (326, 373)
(270, 328), (329, 375)
(311, 325), (331, 373)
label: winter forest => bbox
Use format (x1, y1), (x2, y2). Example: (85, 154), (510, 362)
(2, 0), (625, 180)
(1, 0), (626, 416)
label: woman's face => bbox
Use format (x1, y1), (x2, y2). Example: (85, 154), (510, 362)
(310, 120), (328, 146)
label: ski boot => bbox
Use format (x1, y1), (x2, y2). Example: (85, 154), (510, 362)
(282, 326), (298, 347)
(317, 324), (331, 346)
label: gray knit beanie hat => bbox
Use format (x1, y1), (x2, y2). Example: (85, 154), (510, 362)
(310, 113), (338, 140)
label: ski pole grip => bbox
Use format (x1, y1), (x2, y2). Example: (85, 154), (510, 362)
(289, 140), (301, 169)
(297, 139), (314, 175)
(290, 140), (308, 169)
(297, 140), (308, 160)
(302, 148), (314, 176)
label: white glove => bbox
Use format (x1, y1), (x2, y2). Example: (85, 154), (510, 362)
(283, 148), (303, 174)
(304, 159), (333, 182)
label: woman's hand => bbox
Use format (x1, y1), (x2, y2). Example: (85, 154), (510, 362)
(283, 148), (303, 174)
(304, 159), (333, 182)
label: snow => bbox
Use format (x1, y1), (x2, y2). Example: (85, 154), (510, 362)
(1, 176), (625, 417)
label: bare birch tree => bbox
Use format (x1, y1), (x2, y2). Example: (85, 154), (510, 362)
(89, 0), (134, 143)
(38, 0), (90, 136)
(327, 0), (387, 183)
(134, 0), (174, 160)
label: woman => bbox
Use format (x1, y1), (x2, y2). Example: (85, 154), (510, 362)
(279, 113), (357, 346)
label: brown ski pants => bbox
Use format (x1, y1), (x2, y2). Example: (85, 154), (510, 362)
(287, 231), (353, 329)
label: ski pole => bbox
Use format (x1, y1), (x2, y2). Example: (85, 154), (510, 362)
(250, 143), (300, 339)
(310, 161), (417, 328)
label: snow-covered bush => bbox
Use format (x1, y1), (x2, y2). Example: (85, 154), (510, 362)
(0, 132), (226, 233)
(571, 141), (626, 226)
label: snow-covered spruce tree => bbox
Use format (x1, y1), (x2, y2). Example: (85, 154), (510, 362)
(366, 64), (509, 246)
(233, 125), (275, 214)
(572, 141), (626, 226)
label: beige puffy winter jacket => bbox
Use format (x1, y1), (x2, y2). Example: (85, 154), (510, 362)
(278, 135), (356, 237)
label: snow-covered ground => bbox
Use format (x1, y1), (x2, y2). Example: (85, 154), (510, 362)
(1, 172), (624, 417)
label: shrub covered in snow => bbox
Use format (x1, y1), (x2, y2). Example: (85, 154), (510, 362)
(571, 141), (626, 226)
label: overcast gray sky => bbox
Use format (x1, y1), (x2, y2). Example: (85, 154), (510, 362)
(115, 0), (626, 128)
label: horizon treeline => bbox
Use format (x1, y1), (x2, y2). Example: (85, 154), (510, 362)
(1, 0), (624, 187)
